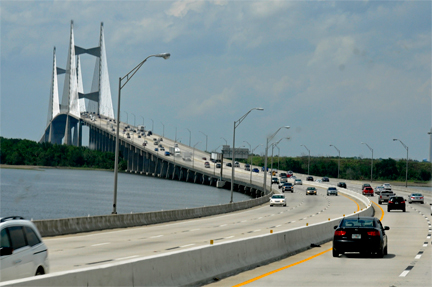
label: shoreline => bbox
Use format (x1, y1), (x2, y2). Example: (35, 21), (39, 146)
(1, 164), (430, 187)
(0, 164), (113, 172)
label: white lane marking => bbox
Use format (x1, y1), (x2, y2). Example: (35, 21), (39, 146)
(150, 235), (163, 238)
(254, 230), (261, 232)
(225, 236), (235, 239)
(423, 243), (428, 247)
(276, 225), (281, 227)
(180, 244), (195, 248)
(292, 221), (296, 223)
(190, 229), (200, 231)
(399, 271), (410, 277)
(415, 254), (422, 259)
(427, 235), (431, 239)
(220, 224), (227, 227)
(241, 220), (247, 222)
(91, 242), (110, 247)
(116, 255), (139, 261)
(258, 217), (263, 219)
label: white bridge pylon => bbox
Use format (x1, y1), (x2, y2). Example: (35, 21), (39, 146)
(42, 20), (114, 146)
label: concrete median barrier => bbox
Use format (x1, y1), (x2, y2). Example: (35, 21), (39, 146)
(34, 193), (272, 237)
(3, 198), (373, 287)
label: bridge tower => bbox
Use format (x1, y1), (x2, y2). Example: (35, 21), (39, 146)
(41, 21), (114, 146)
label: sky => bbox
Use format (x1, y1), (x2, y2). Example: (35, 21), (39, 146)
(1, 1), (431, 161)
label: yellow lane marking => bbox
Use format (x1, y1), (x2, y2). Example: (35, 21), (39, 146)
(340, 193), (360, 211)
(233, 248), (332, 286)
(233, 193), (367, 286)
(372, 200), (385, 221)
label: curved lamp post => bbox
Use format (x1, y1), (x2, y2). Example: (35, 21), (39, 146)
(112, 52), (170, 214)
(250, 144), (262, 183)
(150, 119), (154, 132)
(192, 141), (201, 169)
(230, 108), (263, 203)
(140, 116), (144, 126)
(361, 142), (374, 183)
(186, 128), (191, 147)
(264, 126), (290, 195)
(221, 137), (228, 145)
(131, 113), (136, 127)
(301, 144), (310, 175)
(199, 131), (208, 152)
(270, 137), (289, 192)
(160, 122), (165, 137)
(123, 111), (128, 125)
(329, 144), (340, 179)
(393, 138), (409, 188)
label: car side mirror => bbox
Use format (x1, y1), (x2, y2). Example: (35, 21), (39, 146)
(384, 226), (390, 231)
(0, 247), (13, 256)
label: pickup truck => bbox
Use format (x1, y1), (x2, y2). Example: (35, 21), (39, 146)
(379, 191), (396, 204)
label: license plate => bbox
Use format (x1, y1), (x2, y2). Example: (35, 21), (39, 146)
(352, 234), (361, 239)
(395, 202), (398, 204)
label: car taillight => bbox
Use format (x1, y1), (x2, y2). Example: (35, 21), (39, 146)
(367, 231), (380, 236)
(388, 201), (393, 204)
(401, 201), (405, 204)
(420, 197), (424, 199)
(334, 230), (346, 236)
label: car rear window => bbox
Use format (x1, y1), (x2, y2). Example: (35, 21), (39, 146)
(411, 194), (422, 196)
(341, 219), (375, 228)
(24, 226), (41, 247)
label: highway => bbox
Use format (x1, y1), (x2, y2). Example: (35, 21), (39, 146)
(70, 115), (431, 286)
(206, 182), (432, 287)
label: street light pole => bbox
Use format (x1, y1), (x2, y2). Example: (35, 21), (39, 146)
(131, 113), (136, 127)
(140, 116), (144, 126)
(160, 122), (165, 137)
(301, 144), (310, 175)
(199, 131), (208, 152)
(150, 119), (154, 132)
(393, 139), (409, 188)
(361, 142), (374, 183)
(428, 129), (432, 162)
(186, 128), (191, 147)
(112, 52), (170, 215)
(264, 126), (290, 195)
(123, 111), (128, 125)
(192, 141), (201, 169)
(250, 144), (262, 184)
(230, 108), (264, 203)
(221, 137), (228, 145)
(329, 144), (340, 179)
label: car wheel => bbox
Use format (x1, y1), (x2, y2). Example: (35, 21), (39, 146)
(270, 205), (273, 207)
(378, 248), (385, 258)
(35, 267), (45, 276)
(384, 245), (388, 256)
(332, 248), (339, 257)
(409, 201), (412, 204)
(379, 201), (382, 205)
(387, 208), (390, 212)
(403, 208), (406, 212)
(284, 204), (287, 207)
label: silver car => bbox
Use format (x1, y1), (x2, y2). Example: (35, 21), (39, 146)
(269, 194), (286, 207)
(294, 179), (302, 185)
(327, 187), (338, 196)
(375, 186), (384, 195)
(408, 193), (424, 204)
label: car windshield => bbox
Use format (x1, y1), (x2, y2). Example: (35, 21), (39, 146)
(328, 187), (336, 190)
(341, 218), (375, 228)
(272, 195), (284, 199)
(307, 187), (316, 190)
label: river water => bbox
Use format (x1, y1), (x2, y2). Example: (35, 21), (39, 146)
(0, 168), (251, 220)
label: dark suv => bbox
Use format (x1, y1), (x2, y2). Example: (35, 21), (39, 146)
(337, 182), (347, 188)
(387, 196), (406, 212)
(322, 177), (329, 182)
(282, 182), (294, 193)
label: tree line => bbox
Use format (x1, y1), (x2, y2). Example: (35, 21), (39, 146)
(0, 137), (127, 170)
(243, 155), (431, 183)
(1, 137), (430, 183)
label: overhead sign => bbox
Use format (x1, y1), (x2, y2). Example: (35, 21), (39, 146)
(221, 145), (249, 159)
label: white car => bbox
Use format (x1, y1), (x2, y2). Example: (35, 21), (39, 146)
(270, 194), (286, 207)
(294, 179), (302, 185)
(382, 183), (392, 190)
(0, 216), (49, 282)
